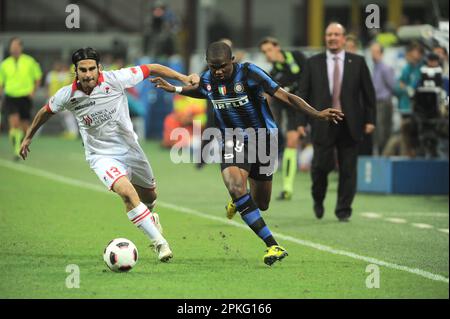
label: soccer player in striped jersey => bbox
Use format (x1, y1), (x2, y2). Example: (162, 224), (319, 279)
(151, 42), (344, 266)
(19, 48), (200, 263)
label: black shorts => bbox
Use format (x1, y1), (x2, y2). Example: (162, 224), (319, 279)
(271, 99), (301, 131)
(4, 96), (33, 120)
(220, 133), (278, 181)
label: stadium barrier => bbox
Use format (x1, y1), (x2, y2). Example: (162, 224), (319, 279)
(357, 156), (449, 194)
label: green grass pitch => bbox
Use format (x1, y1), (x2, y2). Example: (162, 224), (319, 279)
(0, 136), (448, 298)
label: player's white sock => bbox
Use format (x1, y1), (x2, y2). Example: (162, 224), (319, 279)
(127, 202), (166, 246)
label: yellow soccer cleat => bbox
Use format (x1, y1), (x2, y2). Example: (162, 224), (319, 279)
(225, 200), (237, 220)
(263, 245), (288, 266)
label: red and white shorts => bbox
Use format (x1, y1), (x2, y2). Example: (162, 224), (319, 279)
(89, 146), (156, 191)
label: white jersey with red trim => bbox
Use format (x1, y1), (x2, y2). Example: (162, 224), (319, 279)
(47, 65), (150, 159)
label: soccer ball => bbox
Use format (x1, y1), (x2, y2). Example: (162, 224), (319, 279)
(103, 238), (138, 272)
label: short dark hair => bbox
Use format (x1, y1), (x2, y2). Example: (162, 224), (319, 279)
(72, 47), (100, 68)
(206, 41), (232, 60)
(370, 41), (385, 54)
(345, 34), (358, 44)
(406, 41), (424, 54)
(259, 36), (279, 48)
(427, 52), (440, 62)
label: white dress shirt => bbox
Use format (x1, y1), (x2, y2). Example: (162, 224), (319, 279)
(326, 49), (345, 95)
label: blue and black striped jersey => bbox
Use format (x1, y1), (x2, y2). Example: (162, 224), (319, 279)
(196, 63), (280, 134)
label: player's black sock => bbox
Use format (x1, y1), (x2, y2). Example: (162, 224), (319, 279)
(234, 193), (278, 247)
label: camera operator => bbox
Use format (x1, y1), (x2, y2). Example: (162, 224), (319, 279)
(413, 52), (449, 158)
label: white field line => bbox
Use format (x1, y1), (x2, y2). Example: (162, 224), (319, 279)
(361, 212), (448, 234)
(412, 223), (434, 229)
(360, 212), (382, 219)
(361, 212), (448, 218)
(1, 159), (448, 284)
(384, 218), (408, 224)
(384, 212), (448, 218)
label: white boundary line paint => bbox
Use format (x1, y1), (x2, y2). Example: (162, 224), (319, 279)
(391, 212), (448, 218)
(385, 218), (408, 224)
(360, 212), (382, 219)
(1, 159), (448, 284)
(362, 212), (448, 218)
(412, 223), (434, 229)
(361, 212), (448, 234)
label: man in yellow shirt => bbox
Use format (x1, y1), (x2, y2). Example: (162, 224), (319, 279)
(0, 37), (42, 159)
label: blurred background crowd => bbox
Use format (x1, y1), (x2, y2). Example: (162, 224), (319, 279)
(0, 0), (448, 170)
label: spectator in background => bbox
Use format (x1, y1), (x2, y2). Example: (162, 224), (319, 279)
(370, 42), (396, 155)
(382, 117), (419, 157)
(344, 34), (360, 54)
(144, 0), (180, 57)
(45, 60), (78, 139)
(345, 34), (373, 155)
(162, 100), (204, 148)
(0, 37), (42, 160)
(433, 45), (449, 95)
(395, 41), (424, 115)
(375, 22), (398, 48)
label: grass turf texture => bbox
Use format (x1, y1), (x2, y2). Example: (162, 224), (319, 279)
(0, 136), (448, 298)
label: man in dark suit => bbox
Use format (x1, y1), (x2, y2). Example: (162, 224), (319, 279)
(298, 22), (376, 221)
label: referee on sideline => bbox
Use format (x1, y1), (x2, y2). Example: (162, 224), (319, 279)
(259, 37), (307, 200)
(0, 37), (42, 160)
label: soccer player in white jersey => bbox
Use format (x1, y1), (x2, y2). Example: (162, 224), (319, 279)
(19, 48), (200, 262)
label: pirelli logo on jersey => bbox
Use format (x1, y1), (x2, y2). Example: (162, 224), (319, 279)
(211, 96), (250, 110)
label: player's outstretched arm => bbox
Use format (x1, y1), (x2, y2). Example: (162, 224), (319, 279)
(147, 64), (199, 86)
(150, 77), (205, 99)
(273, 88), (344, 124)
(20, 106), (54, 160)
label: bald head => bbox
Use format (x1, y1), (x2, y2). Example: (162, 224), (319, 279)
(325, 23), (346, 53)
